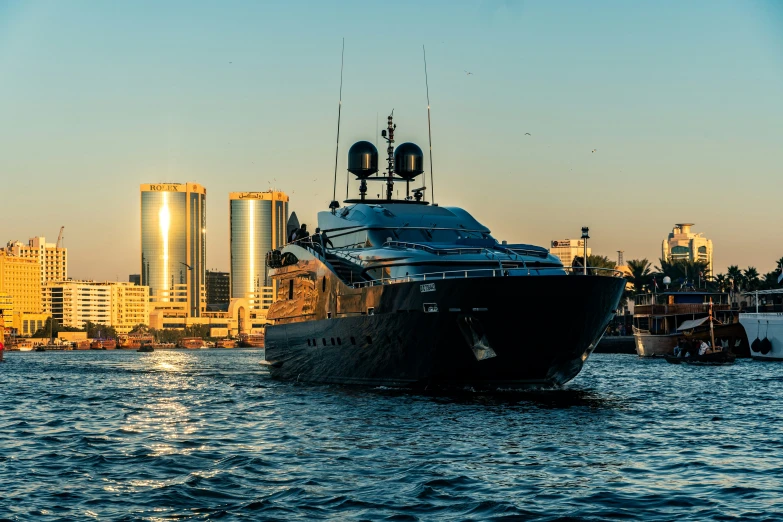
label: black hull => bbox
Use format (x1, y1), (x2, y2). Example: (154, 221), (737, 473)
(265, 275), (624, 389)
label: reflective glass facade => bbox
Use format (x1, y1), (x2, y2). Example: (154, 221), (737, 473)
(230, 192), (288, 301)
(141, 183), (206, 317)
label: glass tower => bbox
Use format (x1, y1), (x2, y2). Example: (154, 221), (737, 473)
(140, 183), (206, 317)
(229, 191), (288, 307)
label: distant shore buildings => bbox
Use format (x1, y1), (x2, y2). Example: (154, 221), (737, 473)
(0, 184), (294, 338)
(549, 239), (591, 267)
(43, 280), (149, 334)
(662, 223), (713, 275)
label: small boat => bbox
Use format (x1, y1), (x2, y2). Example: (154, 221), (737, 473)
(137, 342), (154, 353)
(177, 337), (206, 349)
(238, 333), (264, 348)
(34, 346), (46, 352)
(90, 339), (117, 350)
(664, 299), (736, 366)
(216, 338), (237, 349)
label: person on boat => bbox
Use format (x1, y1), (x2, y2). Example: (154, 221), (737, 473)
(674, 338), (687, 357)
(294, 224), (310, 245)
(311, 228), (333, 254)
(698, 341), (710, 356)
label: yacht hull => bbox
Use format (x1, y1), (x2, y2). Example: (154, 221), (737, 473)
(265, 275), (625, 389)
(739, 313), (783, 361)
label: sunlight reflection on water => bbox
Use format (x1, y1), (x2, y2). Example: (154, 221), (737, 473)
(1, 351), (782, 520)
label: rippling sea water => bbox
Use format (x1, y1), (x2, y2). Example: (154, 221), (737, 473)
(1, 350), (782, 521)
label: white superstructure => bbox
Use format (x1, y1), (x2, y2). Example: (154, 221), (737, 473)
(739, 289), (783, 360)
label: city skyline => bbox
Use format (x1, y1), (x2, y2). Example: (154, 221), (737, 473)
(2, 1), (782, 280)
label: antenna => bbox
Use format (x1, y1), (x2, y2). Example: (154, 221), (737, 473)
(423, 45), (435, 204)
(331, 38), (345, 213)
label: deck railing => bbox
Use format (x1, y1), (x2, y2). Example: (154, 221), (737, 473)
(634, 303), (732, 316)
(350, 266), (623, 288)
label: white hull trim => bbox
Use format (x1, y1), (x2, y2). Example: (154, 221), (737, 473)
(739, 313), (783, 361)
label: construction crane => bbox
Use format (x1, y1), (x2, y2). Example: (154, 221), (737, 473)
(56, 226), (64, 249)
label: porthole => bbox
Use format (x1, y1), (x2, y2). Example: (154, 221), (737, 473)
(350, 336), (356, 345)
(366, 336), (372, 345)
(337, 338), (342, 346)
(307, 339), (311, 346)
(331, 338), (335, 346)
(322, 338), (327, 346)
(322, 276), (326, 292)
(288, 279), (294, 300)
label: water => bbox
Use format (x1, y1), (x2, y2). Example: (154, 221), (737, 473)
(1, 350), (782, 521)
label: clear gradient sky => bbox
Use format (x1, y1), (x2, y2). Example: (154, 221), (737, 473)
(1, 0), (782, 281)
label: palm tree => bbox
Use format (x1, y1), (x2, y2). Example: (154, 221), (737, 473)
(776, 257), (783, 272)
(627, 259), (653, 294)
(744, 266), (760, 292)
(655, 258), (709, 289)
(761, 271), (779, 290)
(713, 273), (727, 293)
(726, 265), (743, 292)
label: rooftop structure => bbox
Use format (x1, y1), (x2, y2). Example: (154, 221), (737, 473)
(662, 223), (713, 276)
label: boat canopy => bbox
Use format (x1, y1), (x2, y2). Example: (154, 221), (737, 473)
(677, 317), (710, 331)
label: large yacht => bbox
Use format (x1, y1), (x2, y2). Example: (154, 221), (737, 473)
(739, 289), (783, 360)
(262, 114), (625, 389)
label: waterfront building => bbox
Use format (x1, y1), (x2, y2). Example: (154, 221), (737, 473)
(148, 297), (267, 336)
(140, 182), (206, 317)
(206, 270), (230, 310)
(110, 283), (151, 334)
(128, 274), (141, 286)
(0, 293), (12, 329)
(229, 191), (289, 311)
(0, 252), (41, 314)
(549, 239), (591, 267)
(43, 280), (150, 334)
(5, 236), (67, 287)
(12, 313), (47, 337)
(662, 223), (713, 276)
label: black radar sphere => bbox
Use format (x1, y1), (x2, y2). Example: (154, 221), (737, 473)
(394, 142), (424, 180)
(347, 141), (379, 179)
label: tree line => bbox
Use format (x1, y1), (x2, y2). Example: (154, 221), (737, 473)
(625, 256), (783, 294)
(32, 319), (120, 339)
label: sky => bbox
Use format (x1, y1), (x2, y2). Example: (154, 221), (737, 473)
(1, 0), (782, 280)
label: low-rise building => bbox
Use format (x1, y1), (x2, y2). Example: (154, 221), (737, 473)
(148, 298), (267, 336)
(43, 280), (150, 334)
(0, 251), (41, 315)
(549, 239), (591, 267)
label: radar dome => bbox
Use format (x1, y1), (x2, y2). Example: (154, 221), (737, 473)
(394, 142), (424, 180)
(347, 141), (378, 179)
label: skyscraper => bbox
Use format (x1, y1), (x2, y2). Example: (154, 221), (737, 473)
(229, 191), (288, 309)
(140, 183), (206, 317)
